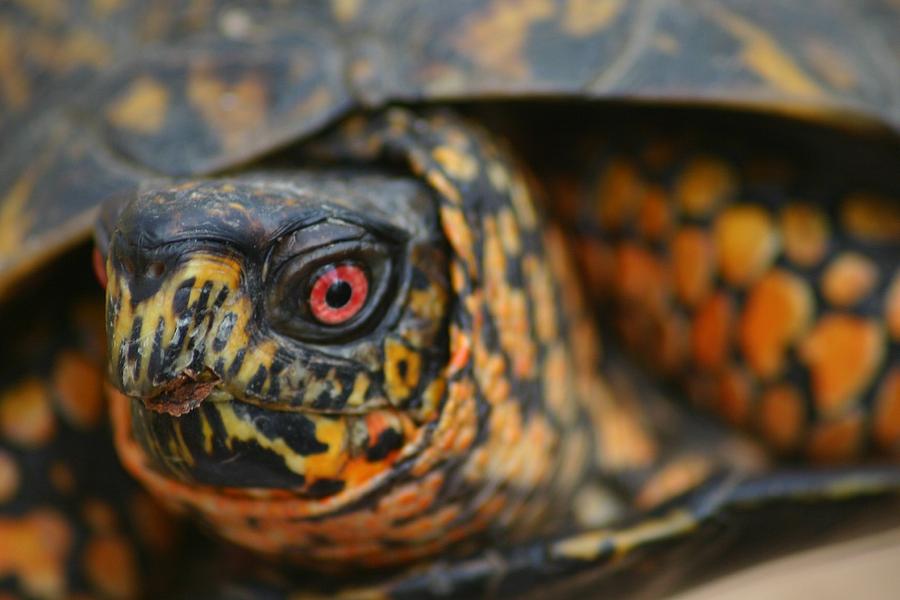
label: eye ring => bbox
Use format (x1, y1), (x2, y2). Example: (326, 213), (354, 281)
(308, 262), (369, 325)
(267, 235), (398, 344)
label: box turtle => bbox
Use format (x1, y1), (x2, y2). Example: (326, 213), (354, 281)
(1, 1), (899, 598)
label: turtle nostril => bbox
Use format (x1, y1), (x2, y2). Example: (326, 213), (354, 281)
(146, 261), (166, 278)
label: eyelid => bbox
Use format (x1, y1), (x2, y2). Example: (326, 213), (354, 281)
(272, 220), (369, 261)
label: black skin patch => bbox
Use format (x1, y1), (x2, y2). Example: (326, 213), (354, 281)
(304, 478), (346, 499)
(366, 428), (404, 462)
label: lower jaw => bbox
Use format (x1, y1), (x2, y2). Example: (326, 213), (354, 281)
(107, 388), (469, 566)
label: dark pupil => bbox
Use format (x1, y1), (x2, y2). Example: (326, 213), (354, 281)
(325, 280), (352, 308)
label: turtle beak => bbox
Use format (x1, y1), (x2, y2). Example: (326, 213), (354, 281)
(104, 239), (248, 415)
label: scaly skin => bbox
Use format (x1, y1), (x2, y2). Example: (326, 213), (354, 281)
(2, 109), (898, 598)
(103, 109), (898, 571)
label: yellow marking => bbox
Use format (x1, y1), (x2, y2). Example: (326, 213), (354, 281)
(56, 30), (112, 72)
(187, 69), (268, 151)
(563, 0), (623, 37)
(409, 285), (447, 321)
(432, 146), (479, 181)
(426, 169), (462, 204)
(510, 174), (538, 230)
(384, 338), (422, 403)
(675, 157), (736, 217)
(780, 202), (830, 267)
(487, 161), (510, 191)
(484, 217), (537, 378)
(215, 402), (308, 475)
(714, 204), (780, 287)
(523, 255), (557, 343)
(0, 23), (30, 109)
(542, 344), (575, 424)
(200, 413), (214, 454)
(302, 417), (349, 480)
(451, 0), (555, 79)
(345, 373), (370, 407)
(440, 206), (477, 276)
(331, 0), (361, 22)
(106, 76), (170, 134)
(803, 38), (858, 91)
(497, 208), (521, 255)
(551, 509), (696, 561)
(707, 3), (822, 97)
(0, 378), (55, 448)
(417, 377), (446, 422)
(172, 420), (195, 467)
(0, 166), (37, 255)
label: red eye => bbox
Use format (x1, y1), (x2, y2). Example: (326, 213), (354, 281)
(308, 263), (369, 325)
(92, 247), (108, 290)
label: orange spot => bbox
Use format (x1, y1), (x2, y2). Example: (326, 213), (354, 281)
(691, 293), (734, 371)
(636, 186), (671, 241)
(759, 384), (805, 452)
(739, 270), (814, 379)
(807, 413), (863, 463)
(0, 378), (55, 447)
(83, 534), (138, 599)
(577, 238), (615, 299)
(447, 324), (471, 374)
(376, 472), (445, 522)
(715, 205), (780, 286)
(614, 243), (669, 310)
(596, 159), (645, 230)
(636, 455), (712, 509)
(821, 252), (879, 307)
(672, 227), (714, 306)
(52, 352), (104, 429)
(676, 157), (737, 217)
(800, 315), (884, 416)
(105, 76), (169, 134)
(874, 368), (900, 452)
(656, 312), (690, 376)
(82, 499), (117, 533)
(716, 366), (753, 426)
(450, 0), (555, 79)
(780, 202), (829, 267)
(187, 70), (268, 152)
(0, 450), (19, 503)
(841, 193), (900, 243)
(885, 272), (900, 341)
(0, 510), (72, 599)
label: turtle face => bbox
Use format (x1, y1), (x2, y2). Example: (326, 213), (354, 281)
(100, 174), (449, 492)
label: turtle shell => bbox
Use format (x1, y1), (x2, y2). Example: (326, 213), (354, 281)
(1, 0), (900, 297)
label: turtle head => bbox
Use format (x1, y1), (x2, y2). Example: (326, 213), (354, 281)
(93, 111), (620, 567)
(99, 172), (450, 487)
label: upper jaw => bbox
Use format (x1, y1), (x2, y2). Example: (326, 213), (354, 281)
(139, 366), (221, 416)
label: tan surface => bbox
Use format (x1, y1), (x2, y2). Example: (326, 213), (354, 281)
(673, 526), (900, 600)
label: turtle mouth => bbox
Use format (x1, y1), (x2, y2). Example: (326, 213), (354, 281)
(140, 367), (221, 417)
